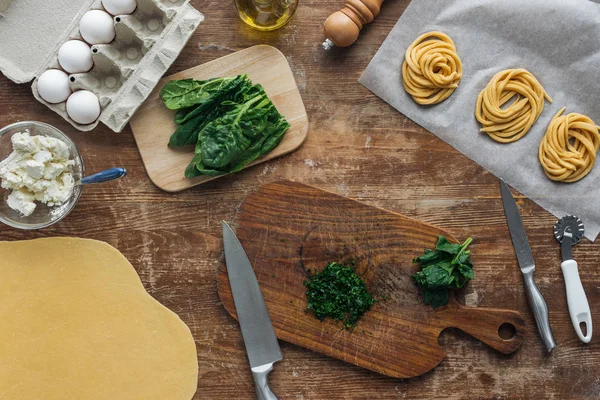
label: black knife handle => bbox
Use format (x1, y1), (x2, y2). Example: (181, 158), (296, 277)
(522, 267), (556, 352)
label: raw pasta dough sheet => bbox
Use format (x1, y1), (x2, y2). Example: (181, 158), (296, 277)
(359, 0), (600, 240)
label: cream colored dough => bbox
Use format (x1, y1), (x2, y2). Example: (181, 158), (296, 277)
(0, 238), (198, 400)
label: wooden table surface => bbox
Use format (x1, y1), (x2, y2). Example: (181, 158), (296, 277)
(1, 1), (599, 399)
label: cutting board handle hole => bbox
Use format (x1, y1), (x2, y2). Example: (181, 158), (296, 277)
(498, 322), (517, 340)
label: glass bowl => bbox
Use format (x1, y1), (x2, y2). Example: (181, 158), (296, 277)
(0, 121), (84, 230)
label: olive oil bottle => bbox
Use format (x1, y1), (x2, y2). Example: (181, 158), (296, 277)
(234, 0), (298, 31)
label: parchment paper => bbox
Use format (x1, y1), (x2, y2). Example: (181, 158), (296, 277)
(359, 0), (600, 241)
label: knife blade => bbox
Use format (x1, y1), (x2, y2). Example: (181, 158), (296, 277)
(500, 179), (556, 352)
(222, 221), (282, 400)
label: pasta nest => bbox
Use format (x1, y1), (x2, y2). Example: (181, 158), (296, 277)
(402, 31), (462, 105)
(476, 69), (551, 143)
(539, 107), (600, 183)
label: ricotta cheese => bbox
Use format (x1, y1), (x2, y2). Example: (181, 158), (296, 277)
(0, 131), (75, 216)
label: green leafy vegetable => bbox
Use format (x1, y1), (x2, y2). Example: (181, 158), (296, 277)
(304, 261), (376, 330)
(199, 116), (251, 168)
(160, 76), (241, 110)
(168, 115), (204, 147)
(412, 236), (474, 309)
(160, 75), (290, 177)
(261, 117), (290, 154)
(174, 107), (195, 125)
(177, 76), (252, 125)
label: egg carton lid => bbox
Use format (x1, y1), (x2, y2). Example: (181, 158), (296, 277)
(0, 0), (95, 83)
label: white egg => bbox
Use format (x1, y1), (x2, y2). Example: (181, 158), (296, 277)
(58, 40), (94, 74)
(66, 91), (101, 125)
(37, 70), (72, 104)
(80, 10), (116, 45)
(102, 0), (136, 15)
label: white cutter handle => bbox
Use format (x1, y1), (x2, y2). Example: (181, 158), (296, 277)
(561, 259), (592, 343)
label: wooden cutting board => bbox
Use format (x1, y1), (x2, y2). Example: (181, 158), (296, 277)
(216, 181), (526, 379)
(129, 45), (309, 192)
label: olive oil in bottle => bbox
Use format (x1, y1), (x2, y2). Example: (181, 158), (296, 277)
(234, 0), (298, 31)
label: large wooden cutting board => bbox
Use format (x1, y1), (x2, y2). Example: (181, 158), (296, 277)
(217, 181), (526, 379)
(129, 45), (309, 192)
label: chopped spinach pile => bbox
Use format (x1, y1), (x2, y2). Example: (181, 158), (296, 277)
(304, 261), (375, 330)
(159, 74), (290, 177)
(412, 236), (474, 309)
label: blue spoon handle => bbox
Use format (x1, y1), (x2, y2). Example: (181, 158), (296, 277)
(80, 167), (127, 185)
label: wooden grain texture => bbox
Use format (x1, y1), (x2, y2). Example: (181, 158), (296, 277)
(130, 45), (308, 192)
(1, 0), (599, 398)
(216, 180), (526, 378)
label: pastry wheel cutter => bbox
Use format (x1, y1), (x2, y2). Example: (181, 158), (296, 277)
(554, 215), (592, 343)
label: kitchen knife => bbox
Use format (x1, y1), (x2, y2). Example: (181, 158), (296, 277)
(500, 179), (556, 352)
(222, 221), (282, 400)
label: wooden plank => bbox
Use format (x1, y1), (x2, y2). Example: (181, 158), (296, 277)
(130, 45), (309, 192)
(0, 0), (598, 398)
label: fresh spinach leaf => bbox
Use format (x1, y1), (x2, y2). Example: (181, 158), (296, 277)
(199, 118), (250, 168)
(169, 99), (237, 148)
(434, 236), (462, 254)
(174, 107), (195, 125)
(169, 115), (204, 147)
(196, 94), (264, 168)
(193, 163), (230, 176)
(261, 117), (290, 154)
(237, 100), (272, 138)
(177, 76), (251, 124)
(161, 75), (290, 177)
(184, 153), (204, 178)
(228, 134), (268, 173)
(184, 153), (229, 178)
(160, 78), (220, 109)
(412, 236), (474, 309)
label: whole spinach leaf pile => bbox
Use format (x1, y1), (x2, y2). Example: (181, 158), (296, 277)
(412, 236), (474, 309)
(159, 75), (290, 177)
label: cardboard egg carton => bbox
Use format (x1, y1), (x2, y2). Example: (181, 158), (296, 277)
(0, 0), (203, 132)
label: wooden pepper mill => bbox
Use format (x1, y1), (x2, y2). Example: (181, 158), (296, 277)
(0, 0), (12, 16)
(322, 0), (384, 50)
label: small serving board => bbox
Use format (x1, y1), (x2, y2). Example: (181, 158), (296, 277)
(217, 181), (526, 379)
(130, 45), (309, 192)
